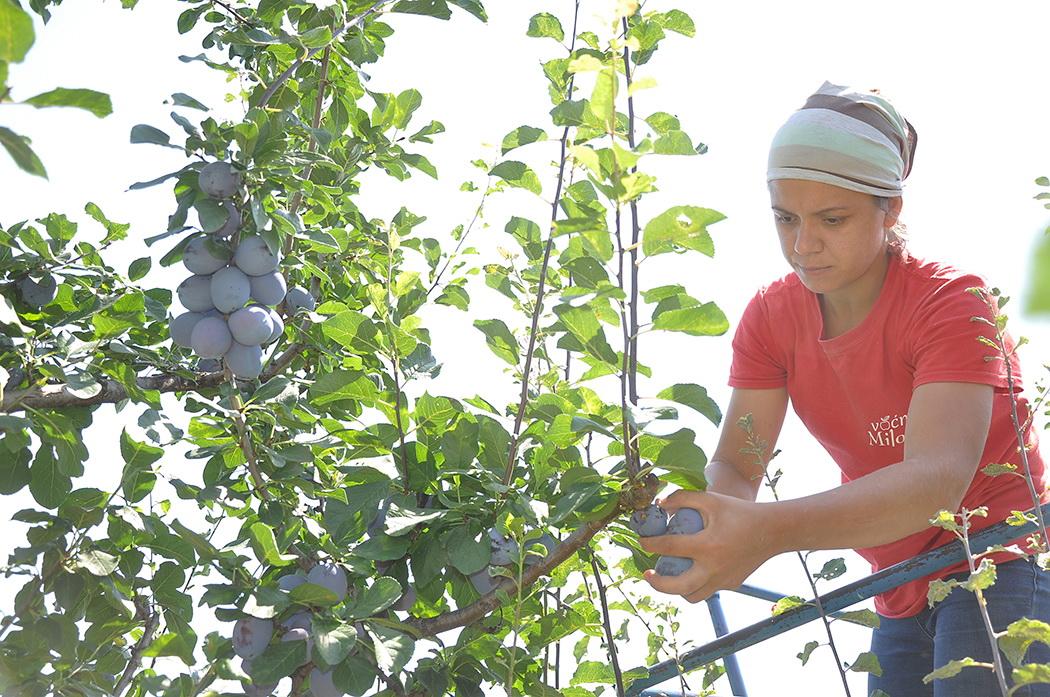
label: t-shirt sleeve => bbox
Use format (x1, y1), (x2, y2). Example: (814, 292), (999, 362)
(729, 291), (788, 388)
(909, 275), (1019, 391)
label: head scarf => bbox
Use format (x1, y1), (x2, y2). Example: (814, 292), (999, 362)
(767, 81), (918, 197)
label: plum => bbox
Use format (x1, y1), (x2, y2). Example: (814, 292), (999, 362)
(285, 286), (316, 314)
(241, 657), (278, 696)
(280, 627), (312, 665)
(250, 270), (287, 306)
(489, 529), (519, 566)
(653, 508), (704, 577)
(309, 666), (344, 697)
(277, 572), (307, 592)
(213, 201), (241, 239)
(232, 617), (273, 659)
(307, 562), (348, 601)
(224, 341), (264, 379)
(182, 236), (230, 275)
(18, 274), (57, 307)
(190, 316), (233, 358)
(264, 308), (284, 344)
(393, 585), (416, 611)
(366, 500), (388, 538)
(177, 274), (215, 312)
(234, 236), (281, 276)
(469, 568), (497, 595)
(629, 504), (669, 537)
(280, 610), (311, 632)
(524, 532), (557, 567)
(198, 161), (243, 199)
(228, 305), (274, 346)
(169, 311), (204, 348)
(211, 266), (251, 313)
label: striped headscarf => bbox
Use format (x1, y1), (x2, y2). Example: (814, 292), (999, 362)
(767, 81), (918, 197)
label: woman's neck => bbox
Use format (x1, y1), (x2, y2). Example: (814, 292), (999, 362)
(818, 252), (893, 338)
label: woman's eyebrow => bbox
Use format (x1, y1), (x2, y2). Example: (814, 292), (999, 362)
(771, 206), (851, 215)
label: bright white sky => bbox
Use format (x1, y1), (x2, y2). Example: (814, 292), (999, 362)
(4, 1), (1050, 696)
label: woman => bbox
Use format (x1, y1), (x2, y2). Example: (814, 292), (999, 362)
(641, 82), (1050, 696)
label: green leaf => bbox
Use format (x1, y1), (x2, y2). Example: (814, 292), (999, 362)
(251, 640), (308, 684)
(927, 578), (958, 606)
(333, 654), (378, 694)
(120, 429), (162, 503)
(656, 383), (721, 425)
(349, 577), (402, 618)
(835, 609), (880, 629)
(848, 651), (882, 676)
(642, 205), (724, 257)
(0, 126), (46, 177)
(23, 88), (112, 118)
(490, 161), (542, 195)
(554, 304), (618, 365)
(473, 319), (519, 365)
(923, 657), (980, 684)
(128, 256), (151, 281)
(527, 12), (564, 41)
(248, 522), (297, 567)
(652, 9), (696, 37)
(392, 0), (452, 20)
(0, 1), (33, 63)
(653, 130), (697, 156)
(1012, 662), (1050, 688)
(589, 67), (617, 132)
(652, 302), (729, 336)
(85, 202), (130, 245)
(299, 25), (332, 49)
(289, 582), (342, 607)
(403, 152), (437, 178)
(1024, 231), (1050, 316)
(74, 550), (119, 576)
(313, 617), (358, 666)
(501, 125), (547, 154)
(29, 446), (71, 509)
(322, 311), (382, 354)
(308, 370), (379, 408)
(771, 595), (806, 616)
(813, 557), (847, 581)
(370, 624), (414, 674)
(797, 640), (819, 665)
(1000, 618), (1050, 668)
(435, 284), (469, 311)
(171, 92), (207, 110)
(130, 124), (180, 149)
(962, 557), (996, 592)
(444, 527), (488, 574)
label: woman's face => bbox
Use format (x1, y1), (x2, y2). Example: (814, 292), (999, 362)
(768, 179), (902, 300)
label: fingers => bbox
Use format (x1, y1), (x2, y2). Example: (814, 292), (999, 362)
(638, 530), (703, 556)
(656, 489), (709, 516)
(643, 563), (707, 597)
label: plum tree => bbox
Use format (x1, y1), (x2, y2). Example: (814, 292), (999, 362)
(232, 617), (273, 659)
(306, 561), (348, 601)
(169, 311), (204, 348)
(17, 274), (57, 307)
(176, 274), (214, 312)
(198, 161), (243, 199)
(234, 236), (281, 276)
(285, 286), (316, 314)
(189, 316), (233, 358)
(210, 266), (251, 313)
(250, 270), (287, 306)
(654, 508), (704, 577)
(488, 529), (519, 566)
(277, 572), (307, 592)
(629, 504), (668, 537)
(228, 305), (274, 345)
(182, 236), (231, 275)
(214, 201), (241, 239)
(309, 666), (344, 697)
(224, 341), (264, 379)
(264, 307), (284, 344)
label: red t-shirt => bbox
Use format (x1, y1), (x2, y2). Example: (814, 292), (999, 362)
(729, 252), (1047, 618)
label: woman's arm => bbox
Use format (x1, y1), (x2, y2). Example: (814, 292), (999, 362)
(642, 381), (994, 603)
(703, 387), (789, 501)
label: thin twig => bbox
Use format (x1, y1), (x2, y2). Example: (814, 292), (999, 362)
(211, 0), (252, 27)
(620, 17), (642, 404)
(113, 597), (160, 697)
(425, 185), (491, 298)
(589, 550), (626, 697)
(960, 512), (1010, 696)
(501, 0), (581, 487)
(257, 0), (391, 110)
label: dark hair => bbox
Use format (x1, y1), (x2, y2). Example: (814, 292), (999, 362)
(875, 196), (908, 254)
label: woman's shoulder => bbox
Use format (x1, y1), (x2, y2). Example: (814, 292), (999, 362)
(894, 252), (990, 292)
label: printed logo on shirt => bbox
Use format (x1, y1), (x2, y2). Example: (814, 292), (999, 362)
(868, 413), (907, 448)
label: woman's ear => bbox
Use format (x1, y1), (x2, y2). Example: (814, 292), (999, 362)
(883, 196), (903, 228)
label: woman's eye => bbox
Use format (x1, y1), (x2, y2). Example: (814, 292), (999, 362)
(824, 217), (841, 225)
(775, 215), (794, 224)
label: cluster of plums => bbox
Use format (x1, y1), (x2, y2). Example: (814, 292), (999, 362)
(232, 561), (350, 696)
(468, 528), (558, 594)
(168, 162), (316, 378)
(629, 504), (704, 576)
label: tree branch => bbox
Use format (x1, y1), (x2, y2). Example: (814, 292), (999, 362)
(114, 596), (160, 697)
(588, 550), (625, 697)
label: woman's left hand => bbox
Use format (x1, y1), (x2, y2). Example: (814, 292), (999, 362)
(640, 489), (782, 604)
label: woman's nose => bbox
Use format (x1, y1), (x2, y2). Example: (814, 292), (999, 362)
(793, 221), (822, 255)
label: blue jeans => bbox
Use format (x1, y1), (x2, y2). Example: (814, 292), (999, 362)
(869, 557), (1050, 697)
